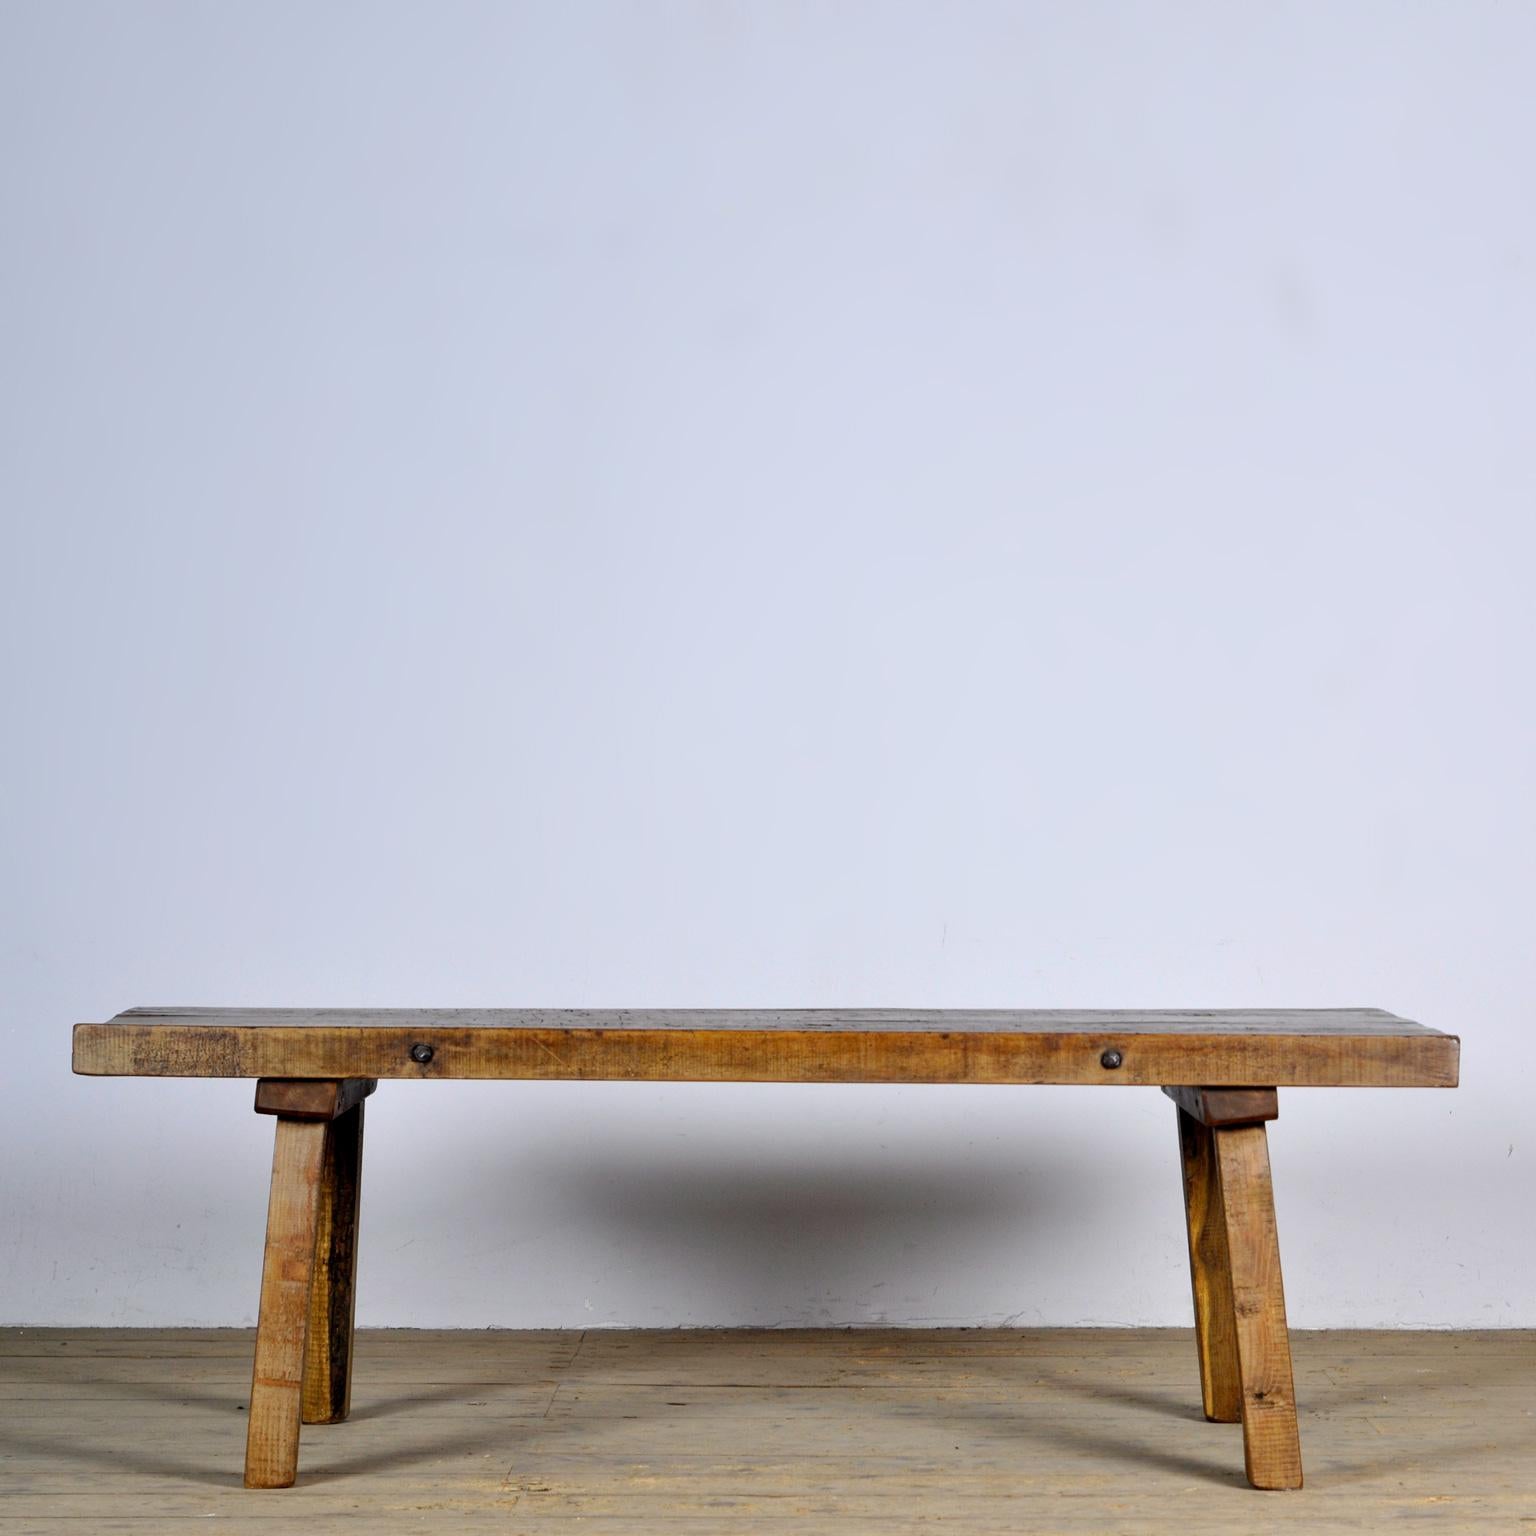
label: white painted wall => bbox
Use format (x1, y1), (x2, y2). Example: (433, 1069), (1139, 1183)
(2, 2), (1531, 1330)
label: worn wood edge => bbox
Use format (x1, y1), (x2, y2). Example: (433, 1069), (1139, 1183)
(72, 1022), (1461, 1087)
(100, 1005), (1458, 1038)
(1163, 1086), (1280, 1126)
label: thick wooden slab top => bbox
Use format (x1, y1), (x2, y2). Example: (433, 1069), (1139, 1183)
(73, 1008), (1458, 1087)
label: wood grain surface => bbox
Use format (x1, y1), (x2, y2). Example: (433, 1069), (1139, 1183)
(1164, 1085), (1281, 1126)
(1215, 1124), (1303, 1490)
(1176, 1106), (1243, 1424)
(72, 1007), (1458, 1087)
(254, 1077), (378, 1120)
(301, 1099), (365, 1427)
(6, 1327), (1530, 1529)
(245, 1118), (327, 1488)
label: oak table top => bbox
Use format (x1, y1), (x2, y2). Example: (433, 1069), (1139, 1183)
(72, 1005), (1458, 1087)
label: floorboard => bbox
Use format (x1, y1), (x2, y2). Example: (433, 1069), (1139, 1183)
(1, 1328), (1530, 1533)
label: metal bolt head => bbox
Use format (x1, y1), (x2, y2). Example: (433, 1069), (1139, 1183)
(409, 1042), (435, 1065)
(1100, 1048), (1123, 1070)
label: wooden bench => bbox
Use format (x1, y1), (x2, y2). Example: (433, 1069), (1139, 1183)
(72, 1006), (1458, 1492)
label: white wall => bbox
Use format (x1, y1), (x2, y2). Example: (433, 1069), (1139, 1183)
(2, 2), (1531, 1330)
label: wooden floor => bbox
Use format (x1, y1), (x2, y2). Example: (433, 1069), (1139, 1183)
(2, 1328), (1532, 1533)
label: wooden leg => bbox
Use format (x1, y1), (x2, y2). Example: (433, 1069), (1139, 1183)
(302, 1098), (365, 1425)
(1214, 1122), (1303, 1490)
(245, 1117), (327, 1488)
(1175, 1106), (1242, 1422)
